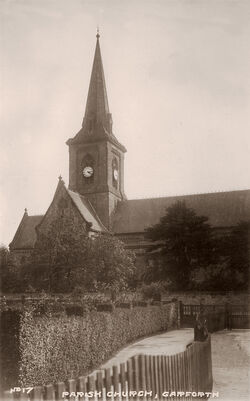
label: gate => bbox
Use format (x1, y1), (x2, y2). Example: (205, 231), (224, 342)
(180, 303), (250, 331)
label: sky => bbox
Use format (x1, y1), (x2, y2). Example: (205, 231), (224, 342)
(1, 0), (250, 245)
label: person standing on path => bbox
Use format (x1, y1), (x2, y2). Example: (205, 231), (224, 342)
(194, 307), (208, 341)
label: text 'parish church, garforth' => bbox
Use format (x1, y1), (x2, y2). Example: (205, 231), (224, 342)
(10, 33), (250, 265)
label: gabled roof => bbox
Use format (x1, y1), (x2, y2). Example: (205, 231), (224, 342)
(10, 180), (108, 250)
(9, 213), (43, 250)
(67, 189), (107, 232)
(112, 189), (250, 234)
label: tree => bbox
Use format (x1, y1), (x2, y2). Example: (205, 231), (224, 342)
(23, 215), (89, 292)
(0, 245), (20, 293)
(74, 234), (136, 294)
(24, 215), (136, 293)
(145, 201), (214, 289)
(213, 221), (250, 290)
(187, 221), (250, 291)
(228, 221), (250, 284)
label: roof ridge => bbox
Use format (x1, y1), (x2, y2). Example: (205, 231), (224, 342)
(67, 188), (108, 232)
(80, 194), (108, 232)
(126, 188), (250, 201)
(25, 214), (44, 218)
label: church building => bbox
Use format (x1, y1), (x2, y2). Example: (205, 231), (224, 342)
(10, 33), (250, 265)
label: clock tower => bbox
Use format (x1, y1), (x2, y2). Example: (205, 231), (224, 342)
(66, 32), (126, 229)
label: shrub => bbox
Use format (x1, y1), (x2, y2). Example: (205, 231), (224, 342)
(65, 305), (84, 316)
(140, 282), (166, 300)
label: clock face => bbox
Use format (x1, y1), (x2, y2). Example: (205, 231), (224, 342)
(83, 166), (93, 178)
(113, 169), (118, 181)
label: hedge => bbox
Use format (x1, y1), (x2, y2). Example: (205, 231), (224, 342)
(19, 302), (178, 386)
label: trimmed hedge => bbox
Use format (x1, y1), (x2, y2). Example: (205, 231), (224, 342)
(19, 302), (178, 387)
(0, 311), (21, 391)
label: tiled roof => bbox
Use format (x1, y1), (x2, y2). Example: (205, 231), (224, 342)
(112, 190), (250, 234)
(67, 189), (108, 232)
(9, 215), (43, 249)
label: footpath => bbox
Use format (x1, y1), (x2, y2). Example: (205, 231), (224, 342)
(211, 329), (250, 401)
(92, 328), (193, 373)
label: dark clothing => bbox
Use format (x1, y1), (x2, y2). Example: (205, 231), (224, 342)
(194, 312), (208, 341)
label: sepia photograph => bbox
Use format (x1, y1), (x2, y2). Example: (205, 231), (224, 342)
(0, 1), (249, 400)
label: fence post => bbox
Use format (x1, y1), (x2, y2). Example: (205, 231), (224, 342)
(56, 382), (65, 400)
(87, 375), (96, 397)
(105, 368), (112, 397)
(113, 365), (120, 397)
(120, 363), (126, 399)
(127, 359), (133, 393)
(144, 355), (152, 400)
(225, 303), (232, 330)
(139, 355), (146, 395)
(96, 371), (104, 399)
(68, 379), (76, 395)
(45, 384), (55, 401)
(161, 355), (166, 394)
(177, 301), (182, 328)
(3, 391), (13, 401)
(33, 386), (44, 401)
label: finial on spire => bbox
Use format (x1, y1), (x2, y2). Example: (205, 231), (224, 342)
(24, 208), (28, 215)
(96, 26), (100, 39)
(58, 175), (65, 185)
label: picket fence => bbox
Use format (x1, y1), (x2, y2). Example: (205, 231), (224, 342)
(3, 336), (212, 401)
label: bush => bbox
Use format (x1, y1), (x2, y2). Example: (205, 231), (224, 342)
(140, 282), (166, 300)
(65, 305), (84, 316)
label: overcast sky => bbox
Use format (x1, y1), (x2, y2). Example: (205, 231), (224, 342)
(1, 0), (250, 245)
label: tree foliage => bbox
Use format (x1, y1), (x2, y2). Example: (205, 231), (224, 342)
(73, 234), (136, 293)
(145, 201), (215, 289)
(0, 245), (20, 293)
(21, 215), (136, 294)
(144, 201), (250, 291)
(193, 221), (250, 291)
(22, 216), (89, 292)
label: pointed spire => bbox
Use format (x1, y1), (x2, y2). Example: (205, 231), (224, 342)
(96, 26), (100, 40)
(67, 32), (126, 153)
(82, 32), (113, 134)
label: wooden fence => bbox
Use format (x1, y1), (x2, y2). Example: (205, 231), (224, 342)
(3, 336), (212, 401)
(180, 303), (250, 330)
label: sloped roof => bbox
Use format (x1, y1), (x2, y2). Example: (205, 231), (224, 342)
(112, 189), (250, 234)
(10, 189), (250, 250)
(67, 189), (107, 232)
(10, 183), (108, 250)
(10, 214), (43, 249)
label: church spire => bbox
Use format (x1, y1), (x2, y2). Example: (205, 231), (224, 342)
(67, 32), (126, 153)
(82, 31), (113, 134)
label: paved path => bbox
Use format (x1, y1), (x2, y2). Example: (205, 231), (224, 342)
(211, 330), (250, 401)
(93, 329), (193, 373)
